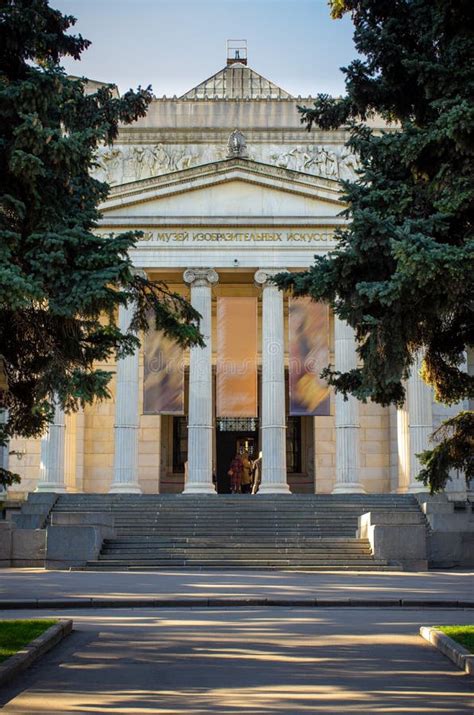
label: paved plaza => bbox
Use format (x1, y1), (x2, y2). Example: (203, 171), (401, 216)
(0, 606), (473, 713)
(1, 567), (473, 605)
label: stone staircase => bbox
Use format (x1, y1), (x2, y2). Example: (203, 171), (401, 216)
(50, 493), (425, 571)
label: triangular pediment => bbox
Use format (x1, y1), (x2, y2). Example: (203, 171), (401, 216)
(100, 158), (344, 220)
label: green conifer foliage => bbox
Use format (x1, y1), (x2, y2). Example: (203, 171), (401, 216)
(0, 0), (202, 486)
(274, 0), (473, 491)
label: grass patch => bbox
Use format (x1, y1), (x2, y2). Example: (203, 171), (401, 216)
(0, 619), (57, 663)
(437, 625), (474, 653)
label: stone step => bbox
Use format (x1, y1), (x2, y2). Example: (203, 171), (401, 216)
(110, 522), (365, 528)
(54, 499), (418, 508)
(107, 515), (385, 520)
(111, 531), (363, 537)
(58, 492), (414, 503)
(117, 531), (356, 544)
(58, 500), (415, 504)
(83, 564), (396, 572)
(54, 506), (397, 512)
(108, 516), (373, 521)
(101, 552), (373, 559)
(104, 535), (369, 549)
(84, 561), (392, 571)
(109, 523), (418, 531)
(91, 555), (385, 563)
(100, 554), (374, 562)
(112, 524), (360, 530)
(56, 497), (416, 502)
(100, 545), (373, 554)
(101, 544), (371, 559)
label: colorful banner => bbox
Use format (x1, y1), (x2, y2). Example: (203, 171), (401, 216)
(289, 297), (330, 416)
(143, 323), (184, 415)
(216, 297), (258, 417)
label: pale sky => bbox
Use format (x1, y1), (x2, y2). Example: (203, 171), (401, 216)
(53, 0), (356, 97)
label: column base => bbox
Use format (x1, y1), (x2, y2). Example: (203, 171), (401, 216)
(109, 483), (142, 494)
(332, 483), (366, 494)
(35, 484), (68, 493)
(182, 484), (216, 495)
(258, 484), (291, 495)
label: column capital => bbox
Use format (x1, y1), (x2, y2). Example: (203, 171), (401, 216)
(184, 268), (219, 287)
(254, 268), (287, 287)
(131, 268), (147, 280)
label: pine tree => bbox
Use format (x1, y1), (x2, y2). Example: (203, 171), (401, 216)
(0, 0), (203, 487)
(275, 0), (474, 491)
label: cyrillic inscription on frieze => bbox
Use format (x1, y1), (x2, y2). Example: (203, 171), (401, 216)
(95, 230), (337, 244)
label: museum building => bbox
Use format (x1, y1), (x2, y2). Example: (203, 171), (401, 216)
(6, 45), (471, 500)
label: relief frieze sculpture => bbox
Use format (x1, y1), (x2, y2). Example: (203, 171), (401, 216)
(92, 143), (359, 186)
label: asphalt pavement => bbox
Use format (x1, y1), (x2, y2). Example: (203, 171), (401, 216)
(0, 606), (473, 714)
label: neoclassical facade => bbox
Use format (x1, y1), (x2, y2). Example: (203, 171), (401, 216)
(7, 50), (472, 499)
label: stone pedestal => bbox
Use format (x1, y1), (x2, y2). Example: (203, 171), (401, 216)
(183, 268), (218, 494)
(255, 269), (290, 494)
(110, 302), (142, 494)
(332, 316), (364, 494)
(36, 401), (67, 493)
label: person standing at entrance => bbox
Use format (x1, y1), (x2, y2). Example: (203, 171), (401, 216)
(241, 452), (252, 494)
(251, 451), (262, 494)
(228, 453), (243, 493)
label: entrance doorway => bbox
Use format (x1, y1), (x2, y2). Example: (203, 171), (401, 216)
(215, 418), (258, 494)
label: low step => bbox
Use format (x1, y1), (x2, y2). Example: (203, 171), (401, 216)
(84, 562), (396, 572)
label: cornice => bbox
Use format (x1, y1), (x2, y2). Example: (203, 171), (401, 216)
(115, 128), (353, 145)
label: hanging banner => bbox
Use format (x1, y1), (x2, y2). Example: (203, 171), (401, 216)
(289, 297), (330, 416)
(216, 297), (258, 417)
(143, 324), (184, 415)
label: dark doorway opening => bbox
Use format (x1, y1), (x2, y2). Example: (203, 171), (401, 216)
(215, 420), (258, 494)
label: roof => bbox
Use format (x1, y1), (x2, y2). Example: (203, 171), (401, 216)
(67, 76), (120, 98)
(180, 62), (293, 100)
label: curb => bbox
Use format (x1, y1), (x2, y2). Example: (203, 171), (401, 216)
(420, 626), (474, 676)
(0, 620), (72, 688)
(0, 598), (472, 610)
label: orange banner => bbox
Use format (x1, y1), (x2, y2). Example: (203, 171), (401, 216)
(143, 325), (184, 415)
(216, 297), (258, 417)
(289, 297), (330, 416)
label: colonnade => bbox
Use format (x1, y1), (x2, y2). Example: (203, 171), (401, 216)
(35, 267), (434, 495)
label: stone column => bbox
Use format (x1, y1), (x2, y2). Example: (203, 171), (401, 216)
(65, 409), (85, 493)
(396, 402), (410, 492)
(332, 316), (364, 493)
(406, 354), (431, 493)
(254, 269), (290, 494)
(36, 400), (67, 492)
(183, 268), (218, 494)
(0, 410), (8, 494)
(110, 301), (142, 494)
(443, 354), (469, 499)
